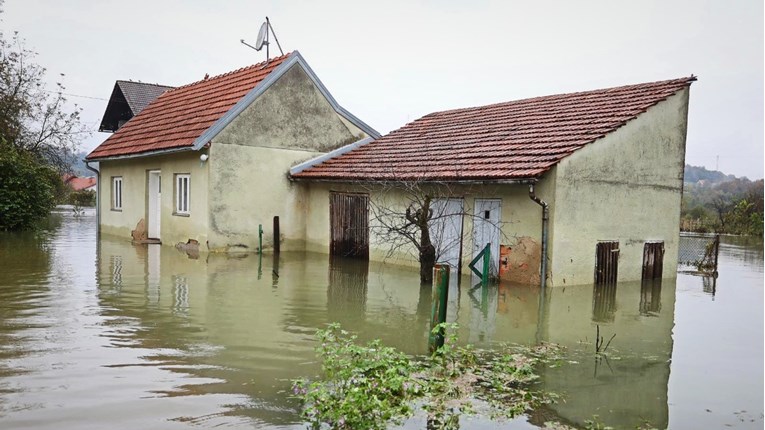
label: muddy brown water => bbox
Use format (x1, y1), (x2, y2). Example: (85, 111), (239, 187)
(0, 209), (761, 429)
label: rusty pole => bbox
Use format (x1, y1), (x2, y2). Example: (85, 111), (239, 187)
(429, 264), (450, 353)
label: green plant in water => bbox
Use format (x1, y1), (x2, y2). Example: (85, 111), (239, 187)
(293, 323), (562, 429)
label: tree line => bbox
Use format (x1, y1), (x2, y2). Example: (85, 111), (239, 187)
(681, 165), (764, 236)
(0, 5), (87, 231)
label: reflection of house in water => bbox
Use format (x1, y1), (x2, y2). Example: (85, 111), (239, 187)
(534, 279), (676, 430)
(95, 232), (677, 428)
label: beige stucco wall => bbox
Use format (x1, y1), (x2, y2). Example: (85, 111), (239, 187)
(98, 151), (210, 247)
(548, 89), (690, 286)
(206, 62), (367, 252)
(301, 179), (554, 284)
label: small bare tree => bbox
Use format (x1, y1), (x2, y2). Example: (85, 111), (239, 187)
(363, 179), (509, 284)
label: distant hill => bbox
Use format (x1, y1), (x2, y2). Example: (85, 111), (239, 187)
(68, 151), (92, 177)
(684, 164), (743, 185)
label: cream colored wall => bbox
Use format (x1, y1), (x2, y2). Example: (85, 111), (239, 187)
(302, 179), (554, 284)
(549, 89), (690, 286)
(98, 151), (210, 247)
(207, 62), (367, 252)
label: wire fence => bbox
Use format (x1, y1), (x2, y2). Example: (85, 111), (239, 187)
(678, 232), (720, 273)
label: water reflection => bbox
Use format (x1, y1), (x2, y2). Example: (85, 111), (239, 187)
(640, 278), (663, 316)
(0, 213), (761, 429)
(536, 279), (676, 430)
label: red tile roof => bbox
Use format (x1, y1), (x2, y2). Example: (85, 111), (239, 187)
(87, 53), (292, 160)
(63, 175), (97, 191)
(292, 77), (695, 181)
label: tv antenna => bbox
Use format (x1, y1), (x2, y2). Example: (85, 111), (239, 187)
(241, 17), (284, 65)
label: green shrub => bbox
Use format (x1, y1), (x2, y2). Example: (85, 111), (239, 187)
(0, 141), (59, 230)
(293, 323), (561, 430)
(68, 189), (95, 207)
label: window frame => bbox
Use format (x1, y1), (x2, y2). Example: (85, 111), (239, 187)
(111, 176), (123, 211)
(174, 174), (190, 216)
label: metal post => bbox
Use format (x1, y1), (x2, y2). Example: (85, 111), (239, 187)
(273, 216), (280, 254)
(429, 264), (450, 353)
(258, 224), (263, 254)
(482, 243), (490, 286)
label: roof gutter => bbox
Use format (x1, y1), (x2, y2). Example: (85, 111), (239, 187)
(528, 182), (549, 290)
(84, 160), (100, 237)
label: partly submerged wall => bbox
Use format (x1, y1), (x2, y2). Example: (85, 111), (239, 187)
(98, 151), (210, 247)
(549, 89), (690, 286)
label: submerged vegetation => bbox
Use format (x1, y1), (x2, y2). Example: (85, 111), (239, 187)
(292, 323), (562, 430)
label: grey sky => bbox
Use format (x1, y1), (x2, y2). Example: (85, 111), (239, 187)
(4, 0), (763, 179)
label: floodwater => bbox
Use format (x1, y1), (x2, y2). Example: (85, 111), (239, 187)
(0, 209), (761, 430)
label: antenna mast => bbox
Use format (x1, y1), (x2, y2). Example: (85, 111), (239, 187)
(240, 17), (284, 66)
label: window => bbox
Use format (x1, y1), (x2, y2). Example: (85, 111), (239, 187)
(111, 177), (122, 210)
(175, 174), (190, 215)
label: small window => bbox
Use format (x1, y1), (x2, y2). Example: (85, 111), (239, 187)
(175, 174), (190, 215)
(484, 210), (491, 219)
(111, 177), (122, 210)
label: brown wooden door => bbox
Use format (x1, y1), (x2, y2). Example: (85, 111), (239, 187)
(594, 241), (619, 284)
(329, 192), (369, 258)
(642, 241), (665, 280)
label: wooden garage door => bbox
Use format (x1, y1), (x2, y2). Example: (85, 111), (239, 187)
(329, 192), (369, 258)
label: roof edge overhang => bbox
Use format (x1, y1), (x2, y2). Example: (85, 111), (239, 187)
(86, 146), (196, 162)
(289, 176), (539, 185)
(190, 51), (381, 152)
(289, 137), (375, 177)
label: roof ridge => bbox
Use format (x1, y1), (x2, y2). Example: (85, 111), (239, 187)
(116, 80), (175, 89)
(170, 52), (294, 92)
(422, 76), (696, 119)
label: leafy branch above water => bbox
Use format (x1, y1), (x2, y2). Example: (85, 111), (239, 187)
(292, 323), (563, 429)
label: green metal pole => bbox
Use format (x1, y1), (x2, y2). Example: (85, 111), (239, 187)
(429, 264), (450, 354)
(482, 243), (490, 286)
(258, 224), (263, 254)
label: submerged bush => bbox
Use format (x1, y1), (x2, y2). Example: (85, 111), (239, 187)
(293, 323), (561, 430)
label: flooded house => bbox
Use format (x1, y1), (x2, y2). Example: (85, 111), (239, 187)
(290, 77), (696, 287)
(85, 51), (379, 251)
(87, 58), (694, 287)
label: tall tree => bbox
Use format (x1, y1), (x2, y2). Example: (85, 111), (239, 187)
(0, 26), (86, 171)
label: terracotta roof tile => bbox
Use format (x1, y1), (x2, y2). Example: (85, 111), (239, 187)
(292, 77), (695, 181)
(87, 53), (292, 160)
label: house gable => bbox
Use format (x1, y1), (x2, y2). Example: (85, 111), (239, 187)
(213, 62), (366, 151)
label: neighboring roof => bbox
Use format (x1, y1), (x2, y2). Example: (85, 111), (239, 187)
(87, 51), (380, 161)
(64, 176), (97, 191)
(99, 81), (174, 132)
(117, 80), (175, 115)
(291, 77), (696, 182)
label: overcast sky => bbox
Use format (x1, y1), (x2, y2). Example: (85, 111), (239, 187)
(4, 0), (763, 179)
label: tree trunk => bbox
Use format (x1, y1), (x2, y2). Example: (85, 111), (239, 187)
(420, 242), (436, 284)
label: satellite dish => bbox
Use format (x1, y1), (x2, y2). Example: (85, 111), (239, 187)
(254, 22), (269, 50)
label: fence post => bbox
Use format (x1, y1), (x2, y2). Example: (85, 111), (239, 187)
(273, 216), (280, 254)
(482, 243), (491, 286)
(429, 264), (450, 353)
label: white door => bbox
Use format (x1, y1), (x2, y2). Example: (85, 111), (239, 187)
(429, 198), (464, 269)
(148, 171), (161, 239)
(473, 199), (501, 276)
